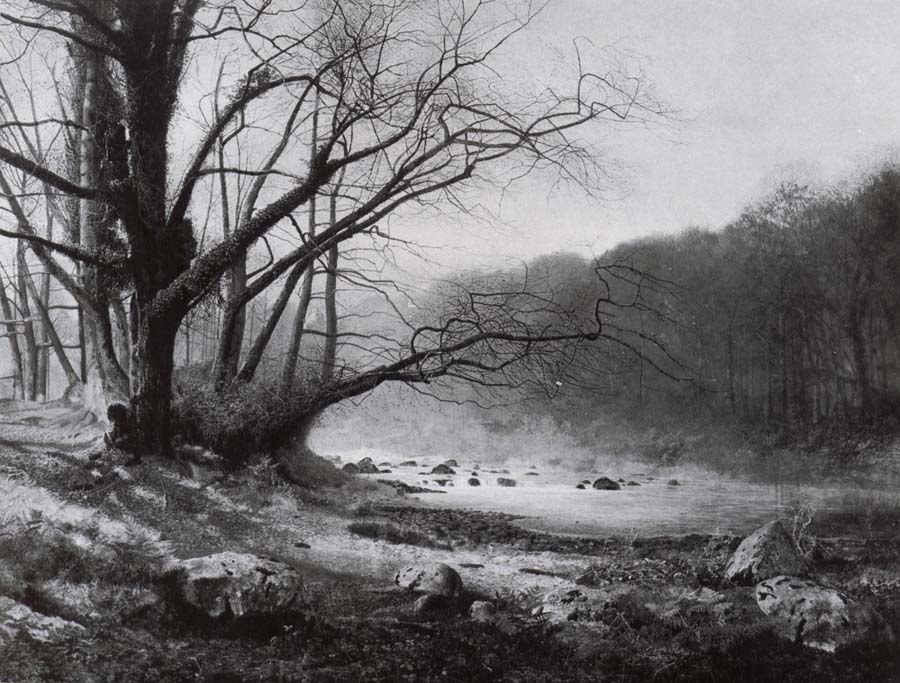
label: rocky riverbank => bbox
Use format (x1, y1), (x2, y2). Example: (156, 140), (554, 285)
(1, 402), (899, 681)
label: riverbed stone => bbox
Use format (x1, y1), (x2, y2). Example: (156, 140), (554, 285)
(399, 460), (417, 466)
(755, 575), (893, 651)
(395, 563), (463, 598)
(468, 477), (481, 487)
(444, 459), (459, 467)
(431, 463), (456, 475)
(357, 459), (380, 474)
(497, 477), (517, 487)
(0, 596), (85, 643)
(592, 477), (620, 490)
(667, 479), (681, 486)
(725, 520), (804, 584)
(168, 552), (305, 619)
(576, 484), (586, 489)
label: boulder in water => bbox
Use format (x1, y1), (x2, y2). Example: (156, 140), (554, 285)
(468, 478), (481, 487)
(444, 459), (459, 468)
(525, 472), (540, 476)
(667, 479), (681, 486)
(431, 463), (456, 475)
(398, 460), (417, 467)
(575, 483), (586, 489)
(357, 460), (380, 474)
(592, 477), (620, 491)
(497, 477), (517, 487)
(626, 481), (641, 486)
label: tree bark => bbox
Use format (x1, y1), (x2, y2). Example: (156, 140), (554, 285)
(132, 317), (178, 458)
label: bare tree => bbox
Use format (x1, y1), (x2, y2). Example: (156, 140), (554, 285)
(0, 0), (661, 457)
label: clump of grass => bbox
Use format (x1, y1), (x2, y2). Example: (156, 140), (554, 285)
(346, 521), (452, 550)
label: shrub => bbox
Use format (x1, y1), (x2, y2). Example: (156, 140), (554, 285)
(346, 521), (452, 550)
(171, 374), (319, 466)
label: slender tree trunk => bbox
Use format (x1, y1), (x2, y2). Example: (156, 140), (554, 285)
(16, 246), (39, 400)
(236, 261), (307, 383)
(280, 102), (320, 394)
(848, 295), (873, 423)
(20, 257), (79, 388)
(0, 275), (24, 399)
(320, 180), (342, 385)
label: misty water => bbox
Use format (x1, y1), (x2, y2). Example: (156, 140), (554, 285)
(336, 451), (889, 537)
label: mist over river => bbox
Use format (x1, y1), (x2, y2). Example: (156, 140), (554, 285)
(329, 449), (893, 538)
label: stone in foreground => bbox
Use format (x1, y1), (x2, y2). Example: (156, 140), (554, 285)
(724, 520), (804, 584)
(592, 477), (620, 490)
(755, 575), (893, 651)
(170, 552), (304, 619)
(0, 596), (85, 643)
(395, 562), (463, 598)
(469, 600), (497, 622)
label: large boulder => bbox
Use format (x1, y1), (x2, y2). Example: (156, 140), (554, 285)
(592, 477), (620, 490)
(755, 576), (893, 651)
(724, 520), (804, 584)
(496, 477), (517, 487)
(395, 563), (463, 598)
(169, 552), (304, 619)
(341, 463), (361, 474)
(431, 463), (456, 475)
(0, 596), (85, 644)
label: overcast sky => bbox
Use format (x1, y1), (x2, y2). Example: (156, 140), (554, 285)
(407, 0), (900, 269)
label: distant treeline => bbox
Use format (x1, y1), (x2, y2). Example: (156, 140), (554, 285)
(564, 166), (900, 430)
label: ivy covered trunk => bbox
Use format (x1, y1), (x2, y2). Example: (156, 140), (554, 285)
(131, 315), (179, 458)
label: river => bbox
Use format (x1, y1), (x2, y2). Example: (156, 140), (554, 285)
(331, 449), (893, 537)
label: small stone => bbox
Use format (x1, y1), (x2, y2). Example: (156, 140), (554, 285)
(395, 563), (463, 598)
(497, 477), (517, 487)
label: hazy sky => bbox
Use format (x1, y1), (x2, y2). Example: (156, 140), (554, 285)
(414, 0), (900, 268)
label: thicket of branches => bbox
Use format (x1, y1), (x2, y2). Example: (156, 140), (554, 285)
(0, 0), (664, 462)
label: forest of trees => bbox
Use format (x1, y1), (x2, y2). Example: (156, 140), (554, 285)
(1, 1), (897, 471)
(520, 167), (900, 433)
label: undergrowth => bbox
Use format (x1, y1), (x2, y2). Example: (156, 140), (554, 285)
(346, 521), (453, 550)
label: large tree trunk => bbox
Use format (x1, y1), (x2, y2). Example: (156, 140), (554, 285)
(132, 317), (178, 458)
